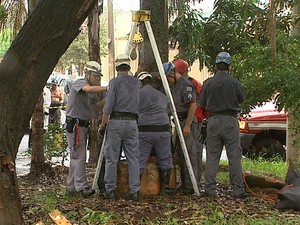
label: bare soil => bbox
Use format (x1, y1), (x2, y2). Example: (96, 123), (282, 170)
(18, 165), (300, 225)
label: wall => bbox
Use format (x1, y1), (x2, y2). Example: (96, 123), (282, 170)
(100, 11), (211, 84)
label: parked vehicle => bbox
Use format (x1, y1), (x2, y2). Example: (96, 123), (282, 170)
(46, 72), (68, 89)
(239, 102), (286, 160)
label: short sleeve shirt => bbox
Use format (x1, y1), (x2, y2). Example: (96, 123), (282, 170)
(138, 85), (169, 126)
(66, 79), (91, 121)
(199, 71), (245, 113)
(103, 74), (140, 115)
(172, 76), (196, 113)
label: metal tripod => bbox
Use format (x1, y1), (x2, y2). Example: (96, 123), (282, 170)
(92, 10), (200, 196)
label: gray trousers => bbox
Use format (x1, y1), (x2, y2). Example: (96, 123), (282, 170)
(139, 131), (173, 173)
(104, 119), (140, 193)
(195, 122), (203, 184)
(178, 119), (202, 189)
(66, 126), (89, 192)
(205, 115), (245, 195)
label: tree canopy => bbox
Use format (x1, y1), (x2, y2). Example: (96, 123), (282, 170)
(169, 0), (298, 112)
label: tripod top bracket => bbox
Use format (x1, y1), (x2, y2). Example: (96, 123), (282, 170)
(132, 10), (151, 22)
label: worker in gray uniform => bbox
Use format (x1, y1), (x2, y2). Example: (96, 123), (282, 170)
(137, 71), (174, 194)
(65, 61), (107, 197)
(163, 62), (199, 194)
(99, 54), (140, 201)
(173, 59), (208, 186)
(199, 52), (248, 198)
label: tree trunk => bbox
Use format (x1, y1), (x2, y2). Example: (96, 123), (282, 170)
(88, 2), (100, 62)
(269, 0), (276, 59)
(78, 61), (84, 76)
(108, 0), (116, 79)
(291, 2), (300, 37)
(286, 112), (300, 173)
(88, 1), (102, 163)
(28, 0), (40, 15)
(177, 0), (185, 57)
(0, 0), (97, 223)
(30, 92), (48, 176)
(139, 0), (169, 72)
(89, 104), (101, 164)
(28, 0), (51, 179)
(286, 1), (300, 174)
(30, 92), (53, 177)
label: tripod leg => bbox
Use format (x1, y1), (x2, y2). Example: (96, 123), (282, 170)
(92, 130), (106, 190)
(144, 20), (200, 196)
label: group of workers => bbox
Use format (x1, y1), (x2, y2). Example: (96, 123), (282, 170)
(64, 51), (249, 201)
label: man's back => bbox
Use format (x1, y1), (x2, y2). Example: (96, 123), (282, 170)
(198, 52), (248, 199)
(138, 85), (169, 126)
(101, 56), (141, 200)
(200, 72), (244, 113)
(103, 74), (139, 115)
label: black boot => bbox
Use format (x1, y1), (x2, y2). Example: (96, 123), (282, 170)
(124, 191), (139, 201)
(160, 169), (174, 195)
(97, 159), (106, 196)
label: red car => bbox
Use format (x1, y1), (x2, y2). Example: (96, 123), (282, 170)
(239, 102), (286, 159)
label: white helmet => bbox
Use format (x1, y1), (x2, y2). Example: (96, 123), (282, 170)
(85, 61), (102, 75)
(137, 71), (152, 80)
(115, 54), (130, 67)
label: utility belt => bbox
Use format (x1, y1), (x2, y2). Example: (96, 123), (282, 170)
(50, 101), (62, 107)
(177, 111), (188, 122)
(138, 124), (170, 132)
(65, 116), (90, 133)
(110, 111), (138, 121)
(49, 101), (62, 111)
(210, 111), (238, 117)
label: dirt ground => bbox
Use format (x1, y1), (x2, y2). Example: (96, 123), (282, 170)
(18, 165), (300, 225)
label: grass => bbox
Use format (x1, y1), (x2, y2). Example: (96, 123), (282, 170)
(216, 157), (288, 184)
(241, 157), (287, 180)
(80, 208), (120, 224)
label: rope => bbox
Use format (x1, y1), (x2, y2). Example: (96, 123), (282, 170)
(243, 173), (279, 202)
(73, 124), (80, 148)
(46, 105), (67, 109)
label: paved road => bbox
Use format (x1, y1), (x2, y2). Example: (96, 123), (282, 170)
(16, 135), (30, 176)
(16, 111), (67, 176)
(16, 134), (72, 176)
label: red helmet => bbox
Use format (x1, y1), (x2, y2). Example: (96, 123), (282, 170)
(173, 59), (189, 74)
